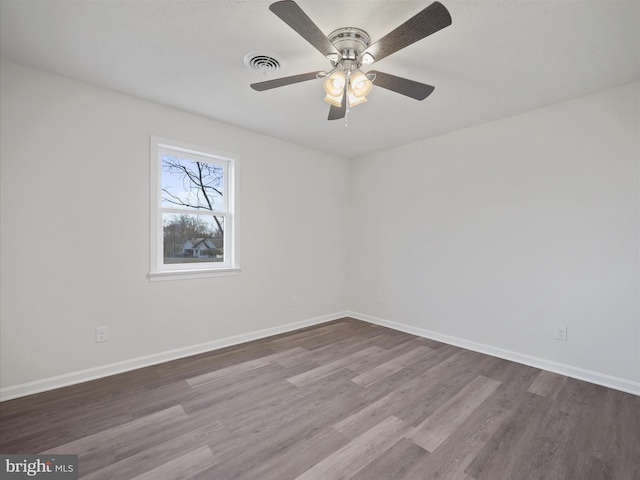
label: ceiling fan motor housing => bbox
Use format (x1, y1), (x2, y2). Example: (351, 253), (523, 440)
(328, 27), (371, 64)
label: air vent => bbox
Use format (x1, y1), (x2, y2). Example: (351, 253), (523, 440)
(244, 52), (284, 74)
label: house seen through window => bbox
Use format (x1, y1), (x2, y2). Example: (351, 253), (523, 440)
(149, 136), (238, 280)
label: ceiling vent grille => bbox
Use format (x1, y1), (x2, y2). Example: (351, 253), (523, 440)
(244, 52), (283, 74)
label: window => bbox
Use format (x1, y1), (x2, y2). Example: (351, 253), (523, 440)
(149, 136), (239, 280)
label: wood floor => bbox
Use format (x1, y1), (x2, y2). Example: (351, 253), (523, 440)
(1, 318), (638, 479)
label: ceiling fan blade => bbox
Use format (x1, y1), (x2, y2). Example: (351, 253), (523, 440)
(328, 89), (347, 120)
(327, 104), (345, 121)
(363, 2), (451, 63)
(250, 71), (323, 91)
(269, 0), (340, 58)
(369, 71), (435, 100)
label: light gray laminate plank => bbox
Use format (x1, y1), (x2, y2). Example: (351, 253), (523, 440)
(357, 344), (462, 405)
(285, 332), (383, 363)
(186, 347), (307, 388)
(531, 377), (606, 479)
(269, 321), (361, 349)
(40, 405), (190, 476)
(566, 451), (612, 480)
(270, 346), (314, 367)
(295, 416), (411, 480)
(366, 329), (434, 350)
(186, 357), (274, 388)
(237, 427), (351, 480)
(487, 400), (575, 479)
(181, 363), (300, 416)
(391, 348), (492, 429)
(202, 373), (367, 479)
(351, 346), (433, 387)
(333, 364), (447, 440)
(221, 368), (363, 437)
(0, 409), (135, 455)
(452, 473), (474, 480)
(469, 361), (540, 413)
(387, 348), (485, 421)
(465, 392), (553, 479)
(394, 365), (481, 428)
(287, 345), (385, 387)
(81, 422), (225, 480)
(303, 333), (402, 370)
(407, 375), (501, 452)
(473, 354), (537, 384)
(271, 321), (353, 342)
(349, 438), (428, 480)
(0, 377), (186, 452)
(40, 405), (187, 456)
(129, 446), (215, 480)
(527, 370), (567, 399)
(346, 338), (431, 374)
(335, 347), (474, 439)
(399, 394), (511, 479)
(572, 387), (640, 480)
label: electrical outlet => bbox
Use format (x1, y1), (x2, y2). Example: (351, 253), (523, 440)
(290, 296), (297, 307)
(96, 326), (109, 343)
(375, 293), (382, 304)
(554, 325), (567, 341)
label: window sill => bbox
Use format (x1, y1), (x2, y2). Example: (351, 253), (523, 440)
(148, 267), (241, 282)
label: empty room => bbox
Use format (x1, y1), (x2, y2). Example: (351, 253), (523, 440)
(0, 1), (638, 479)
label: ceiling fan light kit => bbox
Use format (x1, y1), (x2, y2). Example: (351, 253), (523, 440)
(250, 0), (452, 122)
(323, 68), (373, 108)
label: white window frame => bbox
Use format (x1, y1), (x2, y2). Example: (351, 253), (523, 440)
(149, 135), (240, 281)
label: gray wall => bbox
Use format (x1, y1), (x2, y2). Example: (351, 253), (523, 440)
(0, 61), (350, 394)
(349, 82), (639, 390)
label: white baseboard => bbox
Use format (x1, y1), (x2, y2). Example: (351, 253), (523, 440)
(347, 311), (640, 396)
(0, 311), (349, 402)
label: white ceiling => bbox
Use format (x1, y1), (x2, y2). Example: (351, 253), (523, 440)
(1, 0), (638, 158)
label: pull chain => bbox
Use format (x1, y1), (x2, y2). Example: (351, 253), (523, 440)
(344, 73), (351, 130)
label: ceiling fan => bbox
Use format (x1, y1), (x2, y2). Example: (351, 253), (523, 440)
(250, 0), (452, 121)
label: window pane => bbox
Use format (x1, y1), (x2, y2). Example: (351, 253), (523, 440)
(161, 155), (224, 211)
(163, 213), (224, 264)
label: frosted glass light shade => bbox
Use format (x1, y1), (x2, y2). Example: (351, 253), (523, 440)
(323, 71), (346, 97)
(350, 70), (372, 99)
(348, 89), (367, 107)
(324, 93), (343, 107)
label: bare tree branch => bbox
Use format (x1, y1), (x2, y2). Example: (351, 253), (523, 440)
(161, 156), (224, 234)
